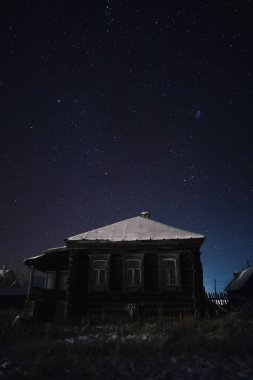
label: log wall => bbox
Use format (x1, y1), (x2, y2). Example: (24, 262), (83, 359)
(67, 247), (204, 319)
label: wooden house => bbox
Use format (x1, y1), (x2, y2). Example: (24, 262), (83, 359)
(225, 266), (253, 307)
(23, 212), (205, 321)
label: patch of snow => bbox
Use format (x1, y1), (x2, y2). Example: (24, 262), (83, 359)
(1, 361), (12, 370)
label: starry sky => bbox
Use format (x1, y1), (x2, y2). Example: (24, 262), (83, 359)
(1, 0), (253, 292)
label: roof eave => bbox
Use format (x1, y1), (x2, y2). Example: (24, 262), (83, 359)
(23, 247), (68, 268)
(66, 237), (205, 248)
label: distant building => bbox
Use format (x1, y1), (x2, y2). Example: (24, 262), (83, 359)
(0, 264), (24, 309)
(23, 212), (205, 321)
(0, 264), (19, 288)
(225, 266), (253, 305)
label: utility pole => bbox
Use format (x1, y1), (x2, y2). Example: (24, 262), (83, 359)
(214, 278), (217, 294)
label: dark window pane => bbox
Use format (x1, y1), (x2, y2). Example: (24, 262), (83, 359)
(58, 271), (68, 290)
(126, 260), (140, 269)
(99, 269), (106, 286)
(134, 269), (141, 285)
(161, 259), (177, 285)
(92, 269), (99, 285)
(168, 262), (176, 284)
(45, 272), (56, 289)
(127, 269), (133, 285)
(92, 260), (107, 269)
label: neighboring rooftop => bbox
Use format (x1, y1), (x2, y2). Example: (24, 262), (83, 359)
(225, 266), (253, 292)
(0, 265), (19, 288)
(66, 215), (205, 242)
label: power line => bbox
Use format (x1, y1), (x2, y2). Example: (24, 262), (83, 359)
(204, 249), (253, 261)
(204, 238), (253, 256)
(205, 236), (253, 250)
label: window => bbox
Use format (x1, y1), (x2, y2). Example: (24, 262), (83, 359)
(44, 271), (69, 290)
(90, 259), (109, 290)
(126, 259), (142, 286)
(45, 272), (56, 289)
(159, 254), (180, 290)
(92, 260), (107, 286)
(161, 259), (177, 285)
(125, 255), (144, 290)
(58, 271), (69, 290)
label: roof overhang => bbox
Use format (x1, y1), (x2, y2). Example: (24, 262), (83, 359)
(23, 246), (69, 271)
(65, 237), (205, 250)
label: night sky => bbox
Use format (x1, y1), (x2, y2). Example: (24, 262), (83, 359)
(1, 0), (253, 292)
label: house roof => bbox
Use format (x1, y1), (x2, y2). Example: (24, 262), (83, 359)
(225, 266), (253, 292)
(66, 216), (204, 242)
(24, 216), (204, 268)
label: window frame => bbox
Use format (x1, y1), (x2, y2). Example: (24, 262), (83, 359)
(159, 253), (181, 291)
(124, 254), (144, 291)
(44, 271), (56, 289)
(89, 255), (110, 292)
(57, 270), (69, 290)
(92, 260), (107, 287)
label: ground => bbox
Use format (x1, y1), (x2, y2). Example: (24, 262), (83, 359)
(0, 311), (253, 379)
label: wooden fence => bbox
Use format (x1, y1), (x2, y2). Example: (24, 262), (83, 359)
(206, 292), (230, 307)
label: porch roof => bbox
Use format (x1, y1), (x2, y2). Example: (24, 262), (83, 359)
(23, 246), (68, 269)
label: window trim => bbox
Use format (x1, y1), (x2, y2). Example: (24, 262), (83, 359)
(92, 260), (108, 287)
(159, 253), (181, 291)
(126, 259), (142, 286)
(124, 254), (144, 291)
(57, 270), (69, 290)
(44, 271), (56, 289)
(89, 255), (110, 292)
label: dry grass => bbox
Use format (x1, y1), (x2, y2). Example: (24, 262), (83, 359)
(0, 311), (253, 379)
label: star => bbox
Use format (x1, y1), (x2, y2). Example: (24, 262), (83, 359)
(195, 110), (203, 119)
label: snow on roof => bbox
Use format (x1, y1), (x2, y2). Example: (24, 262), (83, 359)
(225, 266), (253, 292)
(23, 246), (67, 265)
(25, 246), (67, 260)
(67, 216), (204, 242)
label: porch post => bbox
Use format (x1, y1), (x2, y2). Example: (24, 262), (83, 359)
(64, 250), (77, 319)
(27, 266), (35, 302)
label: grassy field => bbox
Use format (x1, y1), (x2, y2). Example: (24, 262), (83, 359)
(0, 310), (253, 379)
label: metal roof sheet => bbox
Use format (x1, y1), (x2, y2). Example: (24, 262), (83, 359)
(67, 216), (204, 242)
(225, 266), (253, 292)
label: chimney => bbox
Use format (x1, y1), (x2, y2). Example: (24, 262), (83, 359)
(141, 211), (150, 219)
(233, 272), (239, 279)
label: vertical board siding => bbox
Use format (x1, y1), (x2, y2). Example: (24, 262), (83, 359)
(110, 254), (124, 291)
(179, 253), (194, 292)
(76, 252), (89, 293)
(65, 249), (203, 318)
(144, 253), (159, 291)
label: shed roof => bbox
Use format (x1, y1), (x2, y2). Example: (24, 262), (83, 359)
(225, 266), (253, 292)
(66, 216), (204, 242)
